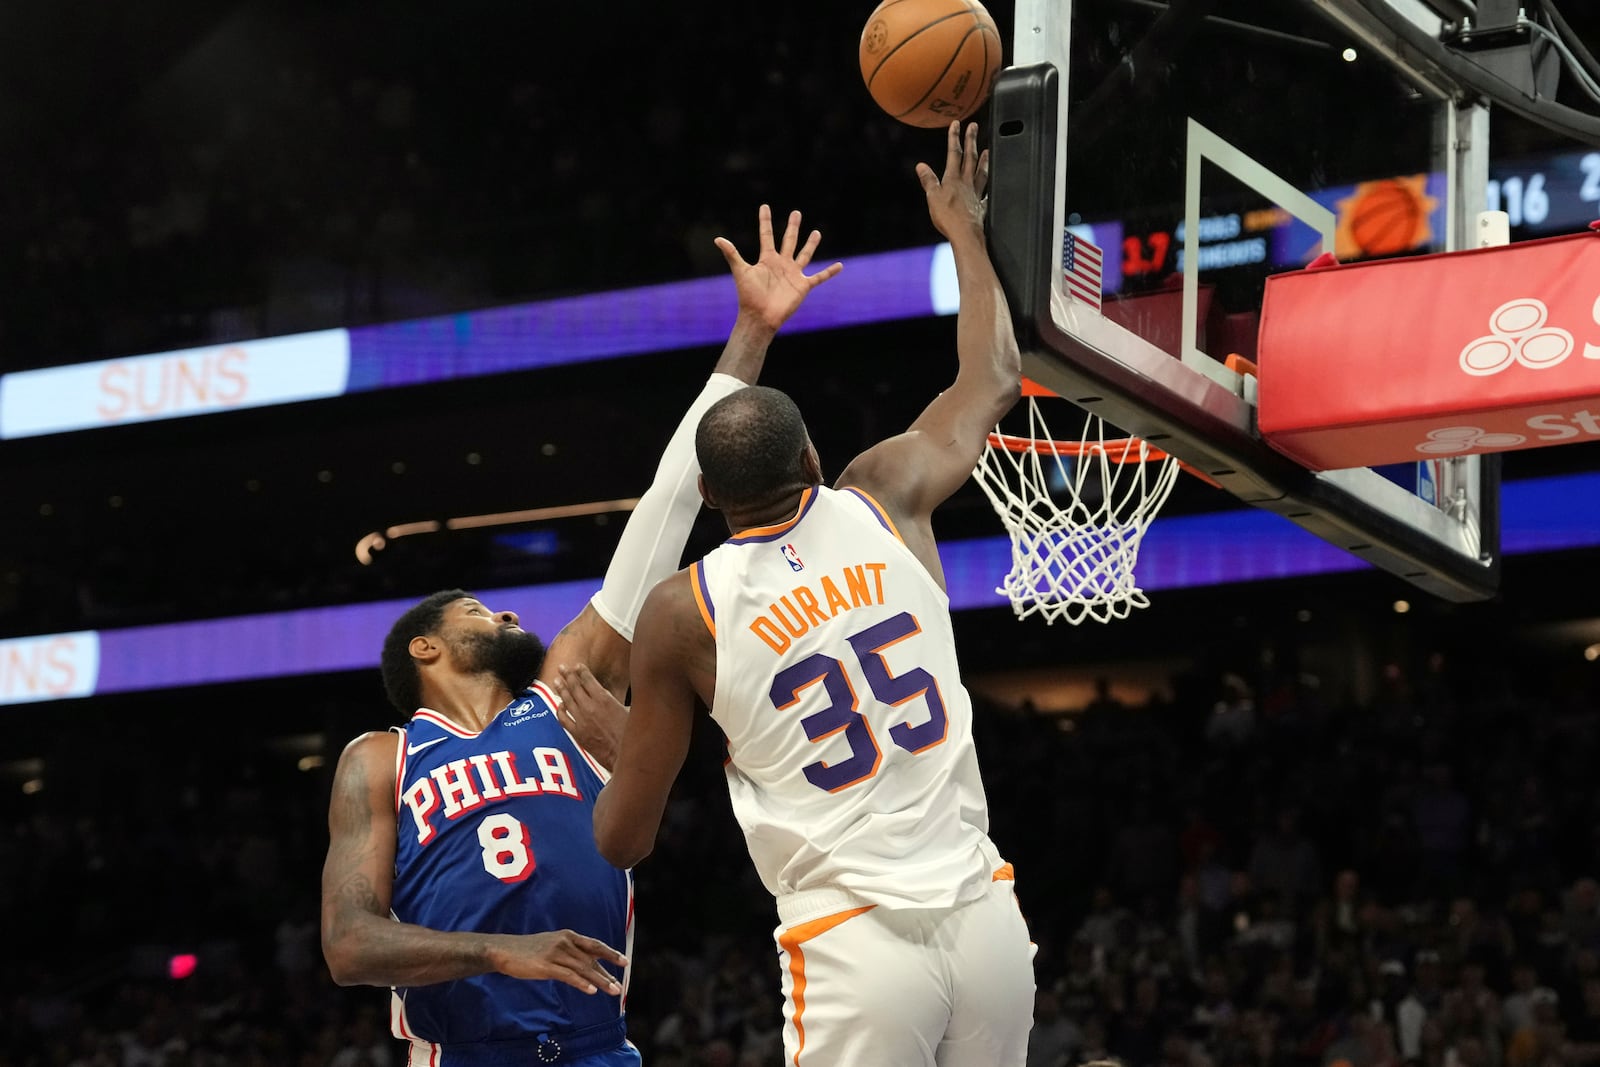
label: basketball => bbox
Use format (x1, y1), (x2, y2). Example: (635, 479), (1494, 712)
(1345, 179), (1427, 256)
(859, 0), (1002, 128)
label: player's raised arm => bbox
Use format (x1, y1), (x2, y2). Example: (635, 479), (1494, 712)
(319, 732), (627, 994)
(836, 122), (1021, 554)
(541, 206), (842, 706)
(589, 572), (706, 869)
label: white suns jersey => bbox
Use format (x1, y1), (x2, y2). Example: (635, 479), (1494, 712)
(690, 484), (1001, 910)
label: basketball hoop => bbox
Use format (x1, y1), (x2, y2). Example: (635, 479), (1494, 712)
(971, 380), (1185, 625)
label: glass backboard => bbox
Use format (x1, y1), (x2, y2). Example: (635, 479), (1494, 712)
(977, 0), (1600, 602)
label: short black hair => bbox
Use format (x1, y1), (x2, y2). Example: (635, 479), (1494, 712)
(380, 588), (469, 717)
(695, 386), (812, 510)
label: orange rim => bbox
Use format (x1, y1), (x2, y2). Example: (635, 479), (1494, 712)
(985, 430), (1222, 488)
(986, 431), (1172, 464)
(1004, 377), (1223, 488)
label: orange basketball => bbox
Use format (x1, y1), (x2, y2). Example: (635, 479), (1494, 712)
(1347, 180), (1426, 256)
(859, 0), (1002, 128)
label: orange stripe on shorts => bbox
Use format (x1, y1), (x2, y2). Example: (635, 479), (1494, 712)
(777, 904), (875, 1066)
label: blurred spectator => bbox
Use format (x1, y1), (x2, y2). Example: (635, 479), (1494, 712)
(1452, 899), (1517, 979)
(1079, 887), (1133, 956)
(1108, 800), (1179, 904)
(1205, 673), (1257, 749)
(1248, 806), (1324, 913)
(1504, 962), (1546, 1034)
(1566, 977), (1600, 1061)
(1564, 879), (1600, 949)
(328, 1010), (391, 1067)
(1112, 974), (1174, 1065)
(1413, 765), (1473, 899)
(1028, 990), (1083, 1067)
(1398, 951), (1447, 1061)
(1061, 936), (1109, 1019)
(1505, 987), (1564, 1067)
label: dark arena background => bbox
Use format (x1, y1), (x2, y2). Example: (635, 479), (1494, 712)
(4, 2), (1600, 1065)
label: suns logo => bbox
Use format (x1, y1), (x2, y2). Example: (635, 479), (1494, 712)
(780, 543), (805, 572)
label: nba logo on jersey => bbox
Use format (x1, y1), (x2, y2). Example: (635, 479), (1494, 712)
(780, 543), (804, 572)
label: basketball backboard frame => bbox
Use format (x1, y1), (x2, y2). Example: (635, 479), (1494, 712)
(987, 0), (1510, 602)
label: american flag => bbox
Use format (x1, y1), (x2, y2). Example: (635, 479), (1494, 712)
(1062, 229), (1104, 311)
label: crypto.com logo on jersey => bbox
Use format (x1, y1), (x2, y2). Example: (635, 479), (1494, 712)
(1257, 227), (1600, 472)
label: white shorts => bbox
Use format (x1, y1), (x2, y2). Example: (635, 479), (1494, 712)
(772, 872), (1035, 1067)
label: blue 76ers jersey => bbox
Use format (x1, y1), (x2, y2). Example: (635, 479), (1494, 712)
(388, 681), (631, 1054)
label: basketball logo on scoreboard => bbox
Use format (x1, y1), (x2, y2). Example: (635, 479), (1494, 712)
(1334, 176), (1438, 260)
(780, 543), (805, 572)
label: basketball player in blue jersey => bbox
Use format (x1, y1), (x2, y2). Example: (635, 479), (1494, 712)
(318, 204), (843, 1067)
(580, 121), (1035, 1066)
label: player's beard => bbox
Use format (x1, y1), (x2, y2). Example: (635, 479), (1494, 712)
(458, 626), (546, 695)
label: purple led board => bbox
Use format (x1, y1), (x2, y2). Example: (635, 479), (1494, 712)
(0, 247), (947, 440)
(1, 472), (1593, 706)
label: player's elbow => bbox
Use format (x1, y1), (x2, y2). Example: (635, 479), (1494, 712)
(322, 939), (362, 987)
(593, 806), (652, 869)
(601, 838), (651, 869)
(967, 364), (1021, 426)
(995, 371), (1022, 412)
(321, 915), (372, 987)
(596, 825), (652, 869)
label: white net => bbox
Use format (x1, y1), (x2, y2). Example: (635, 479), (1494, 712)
(971, 394), (1181, 625)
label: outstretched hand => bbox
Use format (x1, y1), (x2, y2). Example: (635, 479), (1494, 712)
(488, 929), (626, 996)
(916, 121), (989, 245)
(551, 662), (628, 771)
(714, 204), (844, 334)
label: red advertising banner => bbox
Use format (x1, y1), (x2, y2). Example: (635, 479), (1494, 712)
(1257, 227), (1600, 471)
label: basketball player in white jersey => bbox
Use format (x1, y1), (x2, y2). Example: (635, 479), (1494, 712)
(319, 205), (842, 1067)
(580, 121), (1035, 1066)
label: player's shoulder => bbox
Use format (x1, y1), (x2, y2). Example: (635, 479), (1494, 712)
(338, 728), (400, 764)
(833, 447), (918, 526)
(636, 567), (706, 645)
(644, 566), (698, 614)
(833, 437), (901, 496)
(328, 729), (401, 798)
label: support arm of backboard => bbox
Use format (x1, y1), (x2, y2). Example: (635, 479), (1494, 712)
(1303, 0), (1600, 145)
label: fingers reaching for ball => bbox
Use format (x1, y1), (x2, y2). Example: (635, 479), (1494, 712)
(918, 122), (988, 245)
(946, 121), (984, 185)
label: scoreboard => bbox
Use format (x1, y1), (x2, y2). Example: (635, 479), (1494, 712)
(1487, 149), (1600, 233)
(1109, 146), (1600, 283)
